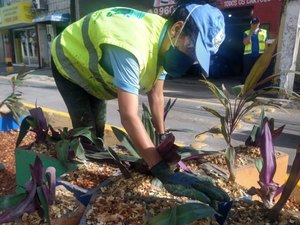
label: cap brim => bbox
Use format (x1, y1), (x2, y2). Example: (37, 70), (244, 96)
(195, 34), (210, 77)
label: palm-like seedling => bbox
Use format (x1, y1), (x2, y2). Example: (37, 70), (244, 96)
(201, 40), (297, 182)
(0, 65), (28, 123)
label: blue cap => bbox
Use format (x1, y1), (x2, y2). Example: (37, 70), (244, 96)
(250, 17), (260, 24)
(186, 4), (225, 76)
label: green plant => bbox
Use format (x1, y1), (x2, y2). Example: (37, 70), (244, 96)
(0, 156), (56, 224)
(148, 202), (216, 225)
(201, 40), (288, 182)
(0, 66), (28, 123)
(16, 107), (104, 167)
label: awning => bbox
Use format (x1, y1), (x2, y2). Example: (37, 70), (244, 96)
(32, 13), (70, 23)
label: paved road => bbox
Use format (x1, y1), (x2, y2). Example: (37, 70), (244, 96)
(1, 73), (299, 166)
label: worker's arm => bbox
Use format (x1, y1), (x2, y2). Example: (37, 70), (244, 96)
(117, 88), (162, 168)
(147, 79), (165, 135)
(243, 31), (253, 45)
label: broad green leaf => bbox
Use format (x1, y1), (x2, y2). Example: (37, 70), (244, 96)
(107, 147), (131, 178)
(149, 203), (215, 225)
(71, 126), (93, 137)
(222, 84), (230, 105)
(201, 79), (228, 106)
(56, 140), (70, 166)
(164, 98), (177, 121)
(111, 126), (140, 158)
(255, 157), (263, 172)
(225, 146), (236, 179)
(231, 85), (244, 97)
(85, 151), (140, 162)
(37, 186), (50, 224)
(202, 106), (222, 119)
(248, 125), (259, 144)
(243, 40), (277, 95)
(220, 117), (229, 144)
(16, 116), (36, 147)
(0, 193), (26, 210)
(142, 103), (156, 142)
(70, 139), (86, 160)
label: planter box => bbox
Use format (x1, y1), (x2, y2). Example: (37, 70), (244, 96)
(15, 147), (78, 192)
(235, 151), (289, 191)
(0, 113), (24, 132)
(57, 177), (113, 207)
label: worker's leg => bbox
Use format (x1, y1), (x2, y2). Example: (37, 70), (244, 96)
(89, 95), (107, 140)
(51, 60), (100, 135)
(241, 55), (257, 83)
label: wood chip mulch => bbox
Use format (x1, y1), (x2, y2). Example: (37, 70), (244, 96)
(0, 130), (36, 196)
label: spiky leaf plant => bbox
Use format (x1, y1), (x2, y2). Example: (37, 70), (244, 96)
(0, 156), (56, 224)
(200, 40), (296, 182)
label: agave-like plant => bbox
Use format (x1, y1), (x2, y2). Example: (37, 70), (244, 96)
(0, 156), (56, 224)
(16, 107), (106, 167)
(200, 40), (297, 182)
(0, 65), (28, 124)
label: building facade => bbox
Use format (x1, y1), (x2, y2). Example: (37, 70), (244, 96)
(0, 0), (70, 68)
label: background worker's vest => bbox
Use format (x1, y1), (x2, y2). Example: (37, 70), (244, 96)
(244, 29), (267, 55)
(51, 7), (166, 100)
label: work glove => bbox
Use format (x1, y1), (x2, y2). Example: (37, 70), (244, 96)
(151, 160), (230, 207)
(156, 133), (181, 164)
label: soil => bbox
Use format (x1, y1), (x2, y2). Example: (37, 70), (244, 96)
(84, 172), (300, 225)
(0, 130), (36, 196)
(61, 161), (121, 189)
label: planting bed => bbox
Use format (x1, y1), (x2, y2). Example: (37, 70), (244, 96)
(1, 130), (299, 224)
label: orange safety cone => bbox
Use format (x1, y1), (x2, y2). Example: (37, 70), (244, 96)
(5, 57), (14, 73)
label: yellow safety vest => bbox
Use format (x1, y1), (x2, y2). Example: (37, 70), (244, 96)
(244, 29), (267, 55)
(51, 7), (166, 100)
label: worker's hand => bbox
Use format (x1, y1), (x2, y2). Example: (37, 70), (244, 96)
(151, 160), (230, 207)
(156, 133), (181, 164)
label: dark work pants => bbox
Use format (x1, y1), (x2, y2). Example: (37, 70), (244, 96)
(241, 54), (260, 83)
(51, 59), (106, 140)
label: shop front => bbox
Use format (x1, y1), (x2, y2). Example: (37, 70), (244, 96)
(0, 1), (37, 67)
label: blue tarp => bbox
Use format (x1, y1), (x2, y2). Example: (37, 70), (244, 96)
(32, 13), (70, 23)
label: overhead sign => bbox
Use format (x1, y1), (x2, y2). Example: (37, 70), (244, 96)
(220, 0), (272, 9)
(149, 0), (175, 16)
(0, 2), (33, 28)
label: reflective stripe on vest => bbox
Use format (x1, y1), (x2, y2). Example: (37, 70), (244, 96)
(244, 29), (267, 55)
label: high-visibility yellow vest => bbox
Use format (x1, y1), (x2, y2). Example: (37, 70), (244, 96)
(244, 29), (267, 55)
(51, 7), (167, 100)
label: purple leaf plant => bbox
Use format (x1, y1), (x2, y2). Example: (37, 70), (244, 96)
(269, 145), (300, 220)
(247, 121), (283, 208)
(0, 156), (56, 224)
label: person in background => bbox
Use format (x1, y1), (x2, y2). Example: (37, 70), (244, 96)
(51, 0), (229, 206)
(241, 17), (268, 83)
